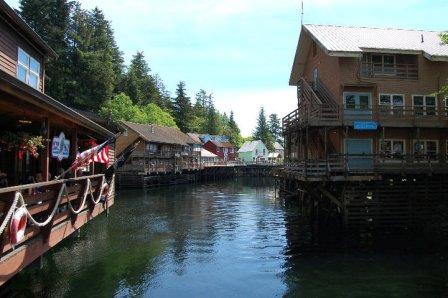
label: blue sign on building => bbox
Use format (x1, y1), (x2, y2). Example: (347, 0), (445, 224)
(354, 121), (378, 130)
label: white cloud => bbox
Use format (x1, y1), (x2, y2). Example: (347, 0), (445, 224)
(214, 87), (297, 136)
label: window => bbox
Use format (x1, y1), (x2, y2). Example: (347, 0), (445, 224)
(445, 97), (448, 116)
(413, 140), (438, 158)
(372, 54), (396, 75)
(17, 48), (40, 89)
(413, 95), (437, 116)
(379, 139), (405, 159)
(343, 93), (372, 115)
(379, 94), (404, 115)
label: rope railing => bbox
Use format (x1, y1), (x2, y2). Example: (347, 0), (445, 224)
(0, 174), (114, 237)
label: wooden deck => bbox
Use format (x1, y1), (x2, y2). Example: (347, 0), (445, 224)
(0, 174), (114, 286)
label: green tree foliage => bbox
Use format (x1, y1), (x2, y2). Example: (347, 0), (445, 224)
(69, 6), (122, 110)
(253, 107), (275, 151)
(121, 52), (160, 106)
(227, 111), (243, 148)
(100, 93), (176, 127)
(141, 103), (177, 127)
(100, 93), (145, 123)
(172, 81), (193, 132)
(18, 1), (239, 134)
(20, 1), (123, 111)
(268, 113), (282, 144)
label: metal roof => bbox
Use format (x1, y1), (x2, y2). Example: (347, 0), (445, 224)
(290, 24), (448, 85)
(273, 142), (284, 150)
(238, 140), (266, 153)
(304, 24), (448, 60)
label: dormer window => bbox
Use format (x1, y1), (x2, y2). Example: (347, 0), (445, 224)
(17, 48), (40, 89)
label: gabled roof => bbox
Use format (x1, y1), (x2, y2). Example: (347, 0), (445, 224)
(290, 24), (448, 84)
(207, 140), (234, 148)
(201, 148), (218, 158)
(122, 121), (192, 146)
(186, 133), (202, 145)
(274, 142), (284, 150)
(238, 140), (265, 153)
(0, 0), (57, 59)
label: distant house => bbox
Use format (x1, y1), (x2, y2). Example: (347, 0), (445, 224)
(116, 121), (201, 174)
(273, 142), (284, 159)
(238, 140), (268, 163)
(201, 148), (219, 165)
(203, 140), (236, 161)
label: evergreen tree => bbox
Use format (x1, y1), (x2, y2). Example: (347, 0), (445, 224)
(172, 81), (193, 132)
(68, 6), (120, 110)
(268, 113), (283, 144)
(122, 52), (159, 106)
(202, 93), (222, 135)
(19, 0), (73, 102)
(227, 111), (243, 148)
(253, 107), (275, 151)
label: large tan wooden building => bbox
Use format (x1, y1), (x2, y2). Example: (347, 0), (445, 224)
(281, 24), (448, 230)
(285, 24), (448, 173)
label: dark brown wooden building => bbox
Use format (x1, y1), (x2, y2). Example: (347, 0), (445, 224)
(281, 24), (448, 231)
(116, 121), (201, 175)
(0, 0), (115, 285)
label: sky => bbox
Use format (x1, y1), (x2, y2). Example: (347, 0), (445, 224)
(5, 0), (448, 136)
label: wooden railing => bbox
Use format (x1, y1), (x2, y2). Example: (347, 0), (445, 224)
(361, 62), (418, 79)
(0, 174), (114, 285)
(284, 78), (341, 131)
(284, 154), (448, 178)
(344, 105), (448, 124)
(284, 103), (448, 131)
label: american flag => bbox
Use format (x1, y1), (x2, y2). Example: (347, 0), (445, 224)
(71, 139), (112, 171)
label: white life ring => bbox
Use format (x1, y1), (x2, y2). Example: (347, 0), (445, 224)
(9, 206), (27, 245)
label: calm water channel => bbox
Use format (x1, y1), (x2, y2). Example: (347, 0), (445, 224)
(5, 178), (448, 297)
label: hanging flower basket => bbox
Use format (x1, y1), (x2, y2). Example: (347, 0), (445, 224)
(0, 132), (47, 158)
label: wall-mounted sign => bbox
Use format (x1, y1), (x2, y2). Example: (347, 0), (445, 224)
(354, 121), (378, 130)
(51, 132), (70, 161)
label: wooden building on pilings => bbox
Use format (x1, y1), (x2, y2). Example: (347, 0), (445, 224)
(0, 0), (115, 285)
(116, 121), (202, 175)
(281, 24), (448, 231)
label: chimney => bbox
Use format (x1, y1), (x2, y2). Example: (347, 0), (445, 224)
(150, 125), (154, 133)
(421, 34), (424, 43)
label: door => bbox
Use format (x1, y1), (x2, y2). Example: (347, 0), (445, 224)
(345, 139), (373, 170)
(344, 93), (372, 119)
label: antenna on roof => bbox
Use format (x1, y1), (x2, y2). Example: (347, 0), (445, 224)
(301, 1), (304, 26)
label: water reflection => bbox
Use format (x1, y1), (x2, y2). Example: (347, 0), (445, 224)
(5, 178), (448, 297)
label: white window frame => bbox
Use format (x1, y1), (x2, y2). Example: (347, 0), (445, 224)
(17, 47), (40, 89)
(379, 94), (405, 115)
(412, 95), (438, 116)
(412, 139), (439, 158)
(379, 139), (406, 161)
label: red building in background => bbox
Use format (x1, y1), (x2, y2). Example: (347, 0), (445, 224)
(203, 140), (236, 161)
